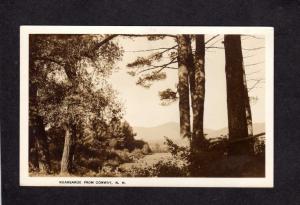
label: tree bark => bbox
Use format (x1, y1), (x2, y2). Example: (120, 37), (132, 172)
(191, 35), (206, 151)
(177, 35), (191, 139)
(60, 123), (76, 175)
(59, 62), (78, 175)
(68, 124), (77, 172)
(60, 125), (72, 175)
(224, 35), (253, 155)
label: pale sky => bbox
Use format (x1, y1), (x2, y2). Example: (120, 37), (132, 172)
(108, 35), (265, 130)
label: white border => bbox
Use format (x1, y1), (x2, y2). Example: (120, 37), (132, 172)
(20, 26), (274, 187)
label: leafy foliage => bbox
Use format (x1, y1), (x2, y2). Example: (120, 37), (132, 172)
(127, 57), (152, 68)
(147, 35), (166, 41)
(29, 34), (153, 175)
(159, 88), (178, 105)
(120, 135), (265, 177)
(136, 72), (167, 88)
(119, 160), (188, 177)
(126, 36), (178, 94)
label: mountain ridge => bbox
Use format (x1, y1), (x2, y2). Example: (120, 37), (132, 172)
(133, 122), (265, 149)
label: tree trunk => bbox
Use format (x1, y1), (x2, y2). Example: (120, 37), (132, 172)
(68, 124), (77, 172)
(60, 124), (76, 175)
(191, 34), (206, 151)
(177, 35), (191, 139)
(224, 35), (253, 155)
(60, 125), (71, 175)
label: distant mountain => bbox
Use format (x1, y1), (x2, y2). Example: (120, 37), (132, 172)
(133, 122), (214, 149)
(205, 122), (265, 139)
(133, 122), (265, 149)
(133, 122), (183, 147)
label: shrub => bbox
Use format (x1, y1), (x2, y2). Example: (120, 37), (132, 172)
(142, 144), (151, 154)
(163, 136), (265, 177)
(128, 149), (144, 161)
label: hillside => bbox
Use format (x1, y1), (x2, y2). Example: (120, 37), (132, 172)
(133, 122), (265, 150)
(205, 122), (265, 138)
(133, 122), (214, 149)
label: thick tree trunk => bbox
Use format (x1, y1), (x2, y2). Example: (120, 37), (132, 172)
(191, 35), (206, 151)
(224, 35), (253, 155)
(177, 35), (191, 139)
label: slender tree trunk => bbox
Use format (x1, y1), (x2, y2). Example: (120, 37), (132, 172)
(68, 143), (76, 172)
(59, 62), (78, 175)
(187, 35), (206, 176)
(60, 125), (72, 175)
(177, 35), (191, 139)
(224, 35), (253, 155)
(60, 123), (77, 175)
(191, 35), (206, 151)
(68, 124), (77, 172)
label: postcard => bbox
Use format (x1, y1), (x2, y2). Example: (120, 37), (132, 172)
(20, 26), (273, 187)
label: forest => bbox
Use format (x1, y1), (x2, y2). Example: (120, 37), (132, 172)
(29, 34), (265, 177)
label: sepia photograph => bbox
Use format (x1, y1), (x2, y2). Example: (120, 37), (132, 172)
(20, 26), (273, 187)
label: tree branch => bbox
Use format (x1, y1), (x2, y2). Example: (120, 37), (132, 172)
(121, 34), (177, 38)
(124, 46), (177, 53)
(88, 34), (119, 55)
(243, 54), (256, 59)
(248, 79), (264, 92)
(124, 45), (177, 53)
(244, 62), (264, 67)
(125, 35), (220, 54)
(243, 47), (265, 51)
(206, 46), (224, 50)
(205, 34), (220, 45)
(241, 35), (264, 40)
(246, 70), (261, 75)
(138, 58), (178, 74)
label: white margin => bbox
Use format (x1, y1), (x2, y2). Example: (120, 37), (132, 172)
(20, 26), (274, 187)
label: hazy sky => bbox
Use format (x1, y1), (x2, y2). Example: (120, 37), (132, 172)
(108, 35), (265, 130)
